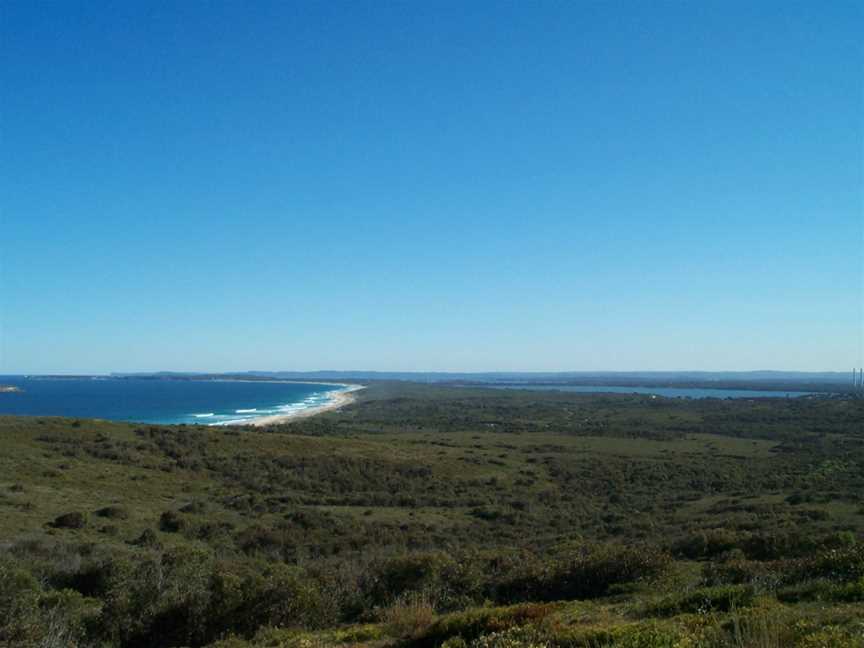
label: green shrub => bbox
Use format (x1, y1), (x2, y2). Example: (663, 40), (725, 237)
(417, 603), (558, 648)
(180, 499), (209, 514)
(94, 547), (280, 646)
(95, 505), (130, 520)
(470, 626), (549, 648)
(828, 577), (864, 602)
(795, 624), (864, 648)
(709, 609), (792, 648)
(130, 528), (162, 548)
(646, 584), (755, 617)
(381, 591), (436, 639)
(50, 511), (88, 529)
(205, 637), (253, 648)
(0, 556), (99, 647)
(497, 545), (670, 602)
(551, 621), (694, 648)
(160, 510), (186, 533)
(244, 626), (331, 648)
(775, 576), (864, 603)
(362, 551), (470, 610)
(330, 623), (383, 643)
(792, 545), (864, 583)
(0, 557), (42, 643)
(701, 558), (781, 588)
(671, 530), (740, 560)
(34, 588), (101, 647)
(802, 545), (864, 582)
(229, 563), (336, 635)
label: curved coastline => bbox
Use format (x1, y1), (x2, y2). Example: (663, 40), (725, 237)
(240, 383), (365, 427)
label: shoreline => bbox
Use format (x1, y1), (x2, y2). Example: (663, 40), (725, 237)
(240, 384), (365, 427)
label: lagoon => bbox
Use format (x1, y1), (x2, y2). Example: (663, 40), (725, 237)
(482, 384), (816, 399)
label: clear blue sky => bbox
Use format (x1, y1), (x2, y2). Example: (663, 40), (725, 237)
(1, 1), (862, 374)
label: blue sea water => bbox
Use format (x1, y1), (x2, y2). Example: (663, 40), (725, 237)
(483, 384), (815, 399)
(0, 377), (346, 425)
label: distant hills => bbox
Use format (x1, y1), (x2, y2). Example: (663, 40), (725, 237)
(224, 369), (852, 383)
(97, 369), (856, 393)
(2, 370), (853, 393)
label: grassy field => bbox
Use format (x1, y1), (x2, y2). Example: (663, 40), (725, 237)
(1, 382), (863, 647)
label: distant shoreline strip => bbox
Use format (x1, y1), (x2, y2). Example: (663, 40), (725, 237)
(209, 383), (364, 427)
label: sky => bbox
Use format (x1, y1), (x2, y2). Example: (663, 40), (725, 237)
(1, 1), (862, 374)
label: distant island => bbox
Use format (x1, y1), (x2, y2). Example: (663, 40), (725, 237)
(0, 385), (22, 393)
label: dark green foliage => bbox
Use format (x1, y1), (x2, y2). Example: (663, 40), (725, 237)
(180, 499), (209, 514)
(160, 510), (186, 533)
(0, 555), (99, 646)
(96, 505), (130, 519)
(788, 544), (864, 583)
(0, 556), (41, 643)
(35, 547), (338, 647)
(225, 563), (336, 634)
(831, 577), (864, 602)
(776, 577), (864, 604)
(417, 603), (558, 648)
(701, 557), (780, 587)
(671, 529), (739, 559)
(646, 585), (756, 617)
(50, 511), (88, 529)
(130, 528), (161, 548)
(496, 545), (671, 602)
(364, 552), (460, 606)
(0, 386), (862, 647)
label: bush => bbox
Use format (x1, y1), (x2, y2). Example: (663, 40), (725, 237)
(551, 620), (693, 648)
(646, 584), (756, 617)
(417, 603), (558, 648)
(180, 500), (209, 514)
(831, 576), (864, 602)
(470, 626), (549, 648)
(497, 545), (670, 602)
(787, 545), (864, 584)
(228, 563), (337, 635)
(0, 557), (41, 643)
(672, 529), (740, 559)
(0, 556), (99, 647)
(96, 547), (220, 646)
(381, 591), (436, 639)
(701, 558), (782, 588)
(331, 623), (383, 643)
(130, 528), (161, 548)
(95, 505), (130, 520)
(363, 551), (459, 608)
(777, 577), (864, 604)
(159, 510), (186, 533)
(50, 511), (87, 529)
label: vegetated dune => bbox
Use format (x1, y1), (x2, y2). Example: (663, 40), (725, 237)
(1, 383), (862, 647)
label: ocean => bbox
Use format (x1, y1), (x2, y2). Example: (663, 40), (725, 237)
(0, 377), (346, 425)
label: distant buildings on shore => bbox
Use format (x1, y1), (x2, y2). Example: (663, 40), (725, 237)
(853, 368), (864, 396)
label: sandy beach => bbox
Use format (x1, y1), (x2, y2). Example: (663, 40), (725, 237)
(246, 383), (365, 426)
